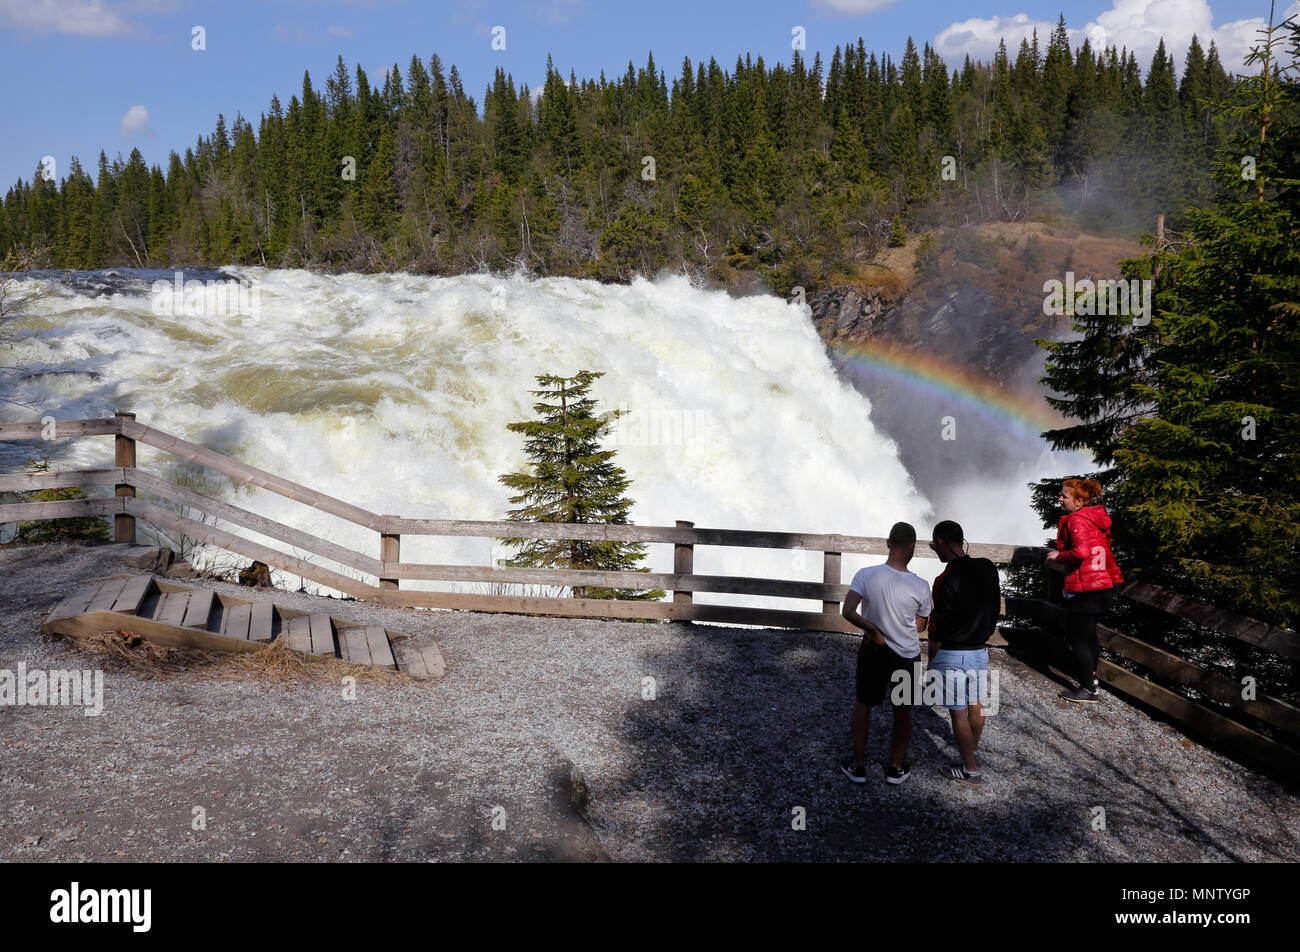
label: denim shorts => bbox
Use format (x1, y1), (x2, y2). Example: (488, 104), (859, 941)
(927, 647), (989, 711)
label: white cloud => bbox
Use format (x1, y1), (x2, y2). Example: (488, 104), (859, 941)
(934, 0), (1300, 75)
(811, 0), (900, 13)
(0, 0), (132, 36)
(327, 24), (354, 38)
(118, 104), (155, 140)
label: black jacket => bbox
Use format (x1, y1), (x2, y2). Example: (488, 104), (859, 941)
(930, 556), (1001, 649)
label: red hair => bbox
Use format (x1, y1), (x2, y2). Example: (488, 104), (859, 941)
(1062, 478), (1103, 505)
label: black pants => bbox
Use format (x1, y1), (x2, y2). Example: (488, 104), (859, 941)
(1063, 588), (1114, 688)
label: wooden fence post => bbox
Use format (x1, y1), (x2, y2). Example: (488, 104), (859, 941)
(823, 550), (842, 618)
(113, 411), (136, 543)
(380, 516), (400, 590)
(674, 520), (695, 622)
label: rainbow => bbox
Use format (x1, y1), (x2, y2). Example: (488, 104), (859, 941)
(829, 338), (1068, 442)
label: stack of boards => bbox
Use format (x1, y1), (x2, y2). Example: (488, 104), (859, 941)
(41, 573), (444, 679)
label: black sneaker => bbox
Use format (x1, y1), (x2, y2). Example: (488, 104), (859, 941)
(1060, 686), (1100, 704)
(839, 757), (867, 784)
(884, 761), (912, 784)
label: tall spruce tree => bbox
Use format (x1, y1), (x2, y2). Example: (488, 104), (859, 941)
(497, 371), (665, 602)
(1108, 15), (1300, 625)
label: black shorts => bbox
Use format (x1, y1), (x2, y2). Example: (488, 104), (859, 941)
(855, 640), (921, 707)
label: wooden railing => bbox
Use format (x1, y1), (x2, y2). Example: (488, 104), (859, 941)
(0, 413), (1020, 632)
(1005, 585), (1300, 778)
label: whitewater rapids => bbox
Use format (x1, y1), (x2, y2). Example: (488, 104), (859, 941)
(3, 267), (937, 608)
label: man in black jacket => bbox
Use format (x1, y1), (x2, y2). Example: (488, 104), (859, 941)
(927, 520), (1002, 786)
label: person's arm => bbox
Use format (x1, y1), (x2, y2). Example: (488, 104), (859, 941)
(843, 590), (886, 646)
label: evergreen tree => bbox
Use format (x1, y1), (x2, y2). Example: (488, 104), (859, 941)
(1109, 17), (1300, 624)
(497, 371), (665, 602)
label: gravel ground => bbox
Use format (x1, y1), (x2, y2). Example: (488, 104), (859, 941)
(1, 540), (1297, 863)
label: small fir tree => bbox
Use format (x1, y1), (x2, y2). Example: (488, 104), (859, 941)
(497, 371), (665, 602)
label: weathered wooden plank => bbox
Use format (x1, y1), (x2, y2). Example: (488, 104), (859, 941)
(119, 418), (385, 531)
(1095, 660), (1300, 779)
(390, 637), (445, 679)
(126, 498), (376, 599)
(1097, 624), (1300, 738)
(87, 578), (131, 613)
(378, 588), (679, 620)
(688, 603), (861, 633)
(308, 613), (335, 656)
(46, 586), (101, 622)
(0, 497), (122, 522)
(0, 419), (122, 441)
(127, 467), (383, 577)
(284, 616), (312, 653)
(1118, 580), (1299, 659)
(0, 468), (124, 492)
(387, 517), (1019, 563)
(111, 575), (154, 614)
(249, 601), (275, 642)
(46, 610), (270, 655)
(157, 590), (192, 628)
(182, 589), (216, 629)
(363, 626), (394, 668)
(414, 642), (445, 678)
(223, 603), (252, 640)
(390, 638), (427, 677)
(338, 627), (372, 665)
(383, 563), (845, 600)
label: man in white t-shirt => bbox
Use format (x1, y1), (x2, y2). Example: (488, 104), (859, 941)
(839, 521), (932, 785)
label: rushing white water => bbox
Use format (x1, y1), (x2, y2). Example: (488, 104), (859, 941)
(3, 268), (941, 608)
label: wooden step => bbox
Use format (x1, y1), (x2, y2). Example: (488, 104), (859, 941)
(249, 601), (275, 643)
(155, 590), (191, 627)
(182, 588), (216, 628)
(284, 615), (312, 653)
(111, 575), (154, 615)
(43, 579), (440, 678)
(308, 613), (335, 656)
(47, 585), (101, 622)
(87, 578), (131, 613)
(221, 602), (252, 640)
(363, 626), (394, 668)
(392, 638), (445, 680)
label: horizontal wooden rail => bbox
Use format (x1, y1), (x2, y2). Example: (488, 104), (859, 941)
(0, 418), (121, 440)
(125, 497), (376, 600)
(127, 467), (384, 578)
(1119, 580), (1299, 659)
(1005, 595), (1300, 777)
(0, 496), (124, 521)
(1007, 597), (1300, 736)
(118, 417), (387, 532)
(0, 467), (124, 492)
(383, 562), (846, 600)
(388, 515), (1018, 561)
(376, 587), (680, 620)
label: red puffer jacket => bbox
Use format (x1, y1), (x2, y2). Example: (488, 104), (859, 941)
(1055, 505), (1124, 593)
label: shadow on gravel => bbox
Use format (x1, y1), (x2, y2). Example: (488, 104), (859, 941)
(608, 622), (1093, 861)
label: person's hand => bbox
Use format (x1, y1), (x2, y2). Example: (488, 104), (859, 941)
(871, 627), (887, 647)
(1045, 551), (1059, 562)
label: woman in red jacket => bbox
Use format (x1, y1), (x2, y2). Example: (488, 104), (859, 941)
(1046, 478), (1123, 703)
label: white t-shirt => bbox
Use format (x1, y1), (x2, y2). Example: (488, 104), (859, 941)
(848, 564), (933, 658)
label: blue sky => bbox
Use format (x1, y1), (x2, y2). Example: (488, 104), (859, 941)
(0, 0), (1290, 191)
